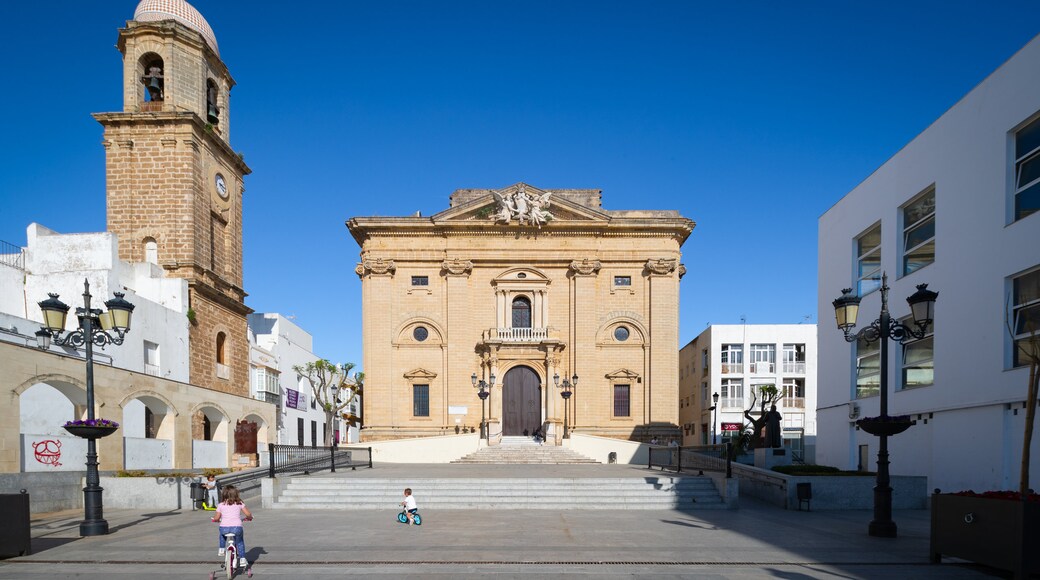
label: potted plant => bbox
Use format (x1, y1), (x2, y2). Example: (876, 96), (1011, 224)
(63, 418), (120, 439)
(855, 414), (914, 437)
(930, 304), (1040, 578)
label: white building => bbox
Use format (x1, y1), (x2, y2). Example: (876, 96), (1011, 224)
(679, 324), (817, 461)
(248, 313), (360, 446)
(817, 35), (1040, 492)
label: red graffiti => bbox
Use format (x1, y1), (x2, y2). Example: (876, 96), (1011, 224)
(33, 439), (62, 467)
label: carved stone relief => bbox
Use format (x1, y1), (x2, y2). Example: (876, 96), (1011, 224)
(569, 259), (602, 276)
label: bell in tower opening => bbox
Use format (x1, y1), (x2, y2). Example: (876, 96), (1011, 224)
(206, 79), (220, 124)
(140, 55), (164, 103)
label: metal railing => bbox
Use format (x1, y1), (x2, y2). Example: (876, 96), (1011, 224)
(0, 240), (25, 271)
(781, 398), (806, 409)
(648, 443), (731, 478)
(782, 362), (806, 374)
(721, 363), (742, 374)
(267, 444), (372, 478)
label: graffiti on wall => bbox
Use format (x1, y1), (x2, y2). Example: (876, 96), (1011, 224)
(33, 439), (62, 467)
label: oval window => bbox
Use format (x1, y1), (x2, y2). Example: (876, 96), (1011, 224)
(614, 326), (630, 341)
(413, 326), (429, 342)
(517, 272), (527, 278)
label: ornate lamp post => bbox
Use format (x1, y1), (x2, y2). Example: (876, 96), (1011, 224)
(36, 279), (134, 537)
(553, 373), (578, 439)
(471, 372), (494, 442)
(832, 273), (937, 538)
(711, 392), (720, 445)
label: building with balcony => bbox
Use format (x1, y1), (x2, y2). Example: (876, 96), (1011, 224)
(248, 313), (361, 446)
(817, 34), (1040, 492)
(348, 183), (694, 443)
(679, 324), (817, 461)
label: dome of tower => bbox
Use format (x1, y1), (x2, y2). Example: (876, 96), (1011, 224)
(133, 0), (219, 56)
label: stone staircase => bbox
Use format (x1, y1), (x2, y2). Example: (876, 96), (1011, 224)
(452, 436), (599, 464)
(270, 474), (726, 510)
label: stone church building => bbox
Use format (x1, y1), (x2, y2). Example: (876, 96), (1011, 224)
(349, 184), (694, 444)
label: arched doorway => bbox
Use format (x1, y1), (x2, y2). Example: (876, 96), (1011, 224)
(502, 366), (541, 436)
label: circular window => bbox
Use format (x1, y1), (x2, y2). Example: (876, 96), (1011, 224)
(413, 326), (429, 342)
(517, 272), (527, 278)
(614, 326), (630, 341)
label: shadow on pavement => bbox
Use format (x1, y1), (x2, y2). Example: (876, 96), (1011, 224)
(246, 546), (268, 563)
(108, 511), (180, 533)
(659, 518), (715, 530)
(30, 536), (79, 554)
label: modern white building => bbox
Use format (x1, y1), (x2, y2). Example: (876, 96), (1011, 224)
(248, 313), (361, 446)
(679, 324), (817, 461)
(817, 35), (1040, 492)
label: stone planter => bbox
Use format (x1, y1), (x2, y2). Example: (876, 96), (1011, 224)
(930, 493), (1040, 578)
(856, 417), (913, 437)
(63, 425), (119, 439)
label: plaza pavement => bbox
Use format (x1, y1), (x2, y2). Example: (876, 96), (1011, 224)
(0, 464), (1005, 579)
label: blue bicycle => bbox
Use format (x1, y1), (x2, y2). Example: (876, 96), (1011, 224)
(396, 508), (422, 525)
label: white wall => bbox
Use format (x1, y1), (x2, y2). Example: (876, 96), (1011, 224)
(20, 434), (87, 472)
(817, 35), (1040, 492)
(123, 437), (173, 470)
(192, 440), (227, 468)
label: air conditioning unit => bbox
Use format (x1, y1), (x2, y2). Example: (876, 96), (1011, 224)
(848, 403), (861, 420)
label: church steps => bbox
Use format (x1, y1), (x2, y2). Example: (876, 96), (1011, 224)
(451, 442), (601, 464)
(270, 475), (725, 510)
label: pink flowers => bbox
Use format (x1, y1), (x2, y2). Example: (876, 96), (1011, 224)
(63, 418), (119, 428)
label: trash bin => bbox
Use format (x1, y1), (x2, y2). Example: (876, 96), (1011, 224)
(189, 482), (206, 510)
(608, 452), (617, 464)
(0, 490), (30, 558)
(796, 482), (812, 511)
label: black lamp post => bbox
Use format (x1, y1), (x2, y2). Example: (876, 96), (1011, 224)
(36, 279), (134, 537)
(832, 272), (937, 538)
(471, 372), (493, 442)
(553, 372), (577, 439)
(711, 392), (720, 445)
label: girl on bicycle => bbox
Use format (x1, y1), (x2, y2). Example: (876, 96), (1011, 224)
(211, 484), (253, 569)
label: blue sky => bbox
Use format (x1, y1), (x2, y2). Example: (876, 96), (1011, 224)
(1, 1), (1038, 365)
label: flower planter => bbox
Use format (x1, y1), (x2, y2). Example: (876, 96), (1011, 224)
(930, 493), (1040, 578)
(856, 416), (913, 437)
(63, 425), (119, 439)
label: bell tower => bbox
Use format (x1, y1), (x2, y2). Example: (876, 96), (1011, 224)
(94, 0), (252, 397)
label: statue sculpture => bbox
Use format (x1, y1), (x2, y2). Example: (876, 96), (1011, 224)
(491, 186), (553, 227)
(764, 404), (783, 449)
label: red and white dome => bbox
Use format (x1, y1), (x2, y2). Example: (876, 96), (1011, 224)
(133, 0), (219, 56)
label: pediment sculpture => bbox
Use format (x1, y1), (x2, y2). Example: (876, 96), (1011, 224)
(491, 185), (554, 227)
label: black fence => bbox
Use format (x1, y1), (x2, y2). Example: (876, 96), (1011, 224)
(267, 444), (372, 479)
(648, 443), (731, 478)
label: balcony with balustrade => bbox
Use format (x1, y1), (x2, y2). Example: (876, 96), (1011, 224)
(482, 327), (562, 344)
(782, 361), (806, 374)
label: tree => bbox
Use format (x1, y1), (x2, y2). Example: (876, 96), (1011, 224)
(292, 360), (363, 446)
(1007, 294), (1039, 497)
(742, 384), (780, 451)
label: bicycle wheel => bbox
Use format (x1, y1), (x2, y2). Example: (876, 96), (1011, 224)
(397, 512), (407, 524)
(225, 546), (235, 580)
(412, 513), (422, 526)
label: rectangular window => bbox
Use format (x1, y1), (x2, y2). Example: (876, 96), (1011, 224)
(701, 381), (708, 405)
(721, 344), (743, 374)
(613, 384), (630, 417)
(900, 316), (934, 388)
(413, 384), (430, 417)
(297, 418), (304, 447)
(720, 378), (743, 408)
(781, 378), (806, 408)
(857, 224), (882, 295)
(1012, 268), (1040, 367)
(144, 340), (160, 377)
(614, 275), (632, 286)
(411, 276), (429, 286)
(782, 344), (806, 373)
(701, 348), (709, 370)
(310, 420), (317, 447)
(1014, 116), (1040, 221)
(750, 344), (775, 373)
(856, 336), (880, 398)
(902, 188), (935, 275)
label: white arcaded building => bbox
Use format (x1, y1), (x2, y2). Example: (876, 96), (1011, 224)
(816, 35), (1040, 492)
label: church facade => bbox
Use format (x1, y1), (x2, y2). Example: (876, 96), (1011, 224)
(348, 184), (694, 444)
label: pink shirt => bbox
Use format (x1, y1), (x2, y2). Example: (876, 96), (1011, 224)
(216, 502), (246, 527)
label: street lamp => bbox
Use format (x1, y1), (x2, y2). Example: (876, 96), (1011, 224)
(832, 273), (937, 538)
(553, 372), (578, 439)
(37, 279), (134, 537)
(711, 392), (720, 445)
(471, 372), (493, 442)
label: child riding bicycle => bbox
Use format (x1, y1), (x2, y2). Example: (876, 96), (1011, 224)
(211, 485), (253, 569)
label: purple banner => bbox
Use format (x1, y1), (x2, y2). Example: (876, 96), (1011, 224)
(286, 389), (299, 409)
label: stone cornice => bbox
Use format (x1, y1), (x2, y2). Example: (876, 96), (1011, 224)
(93, 111), (251, 176)
(354, 258), (396, 278)
(645, 258), (678, 276)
